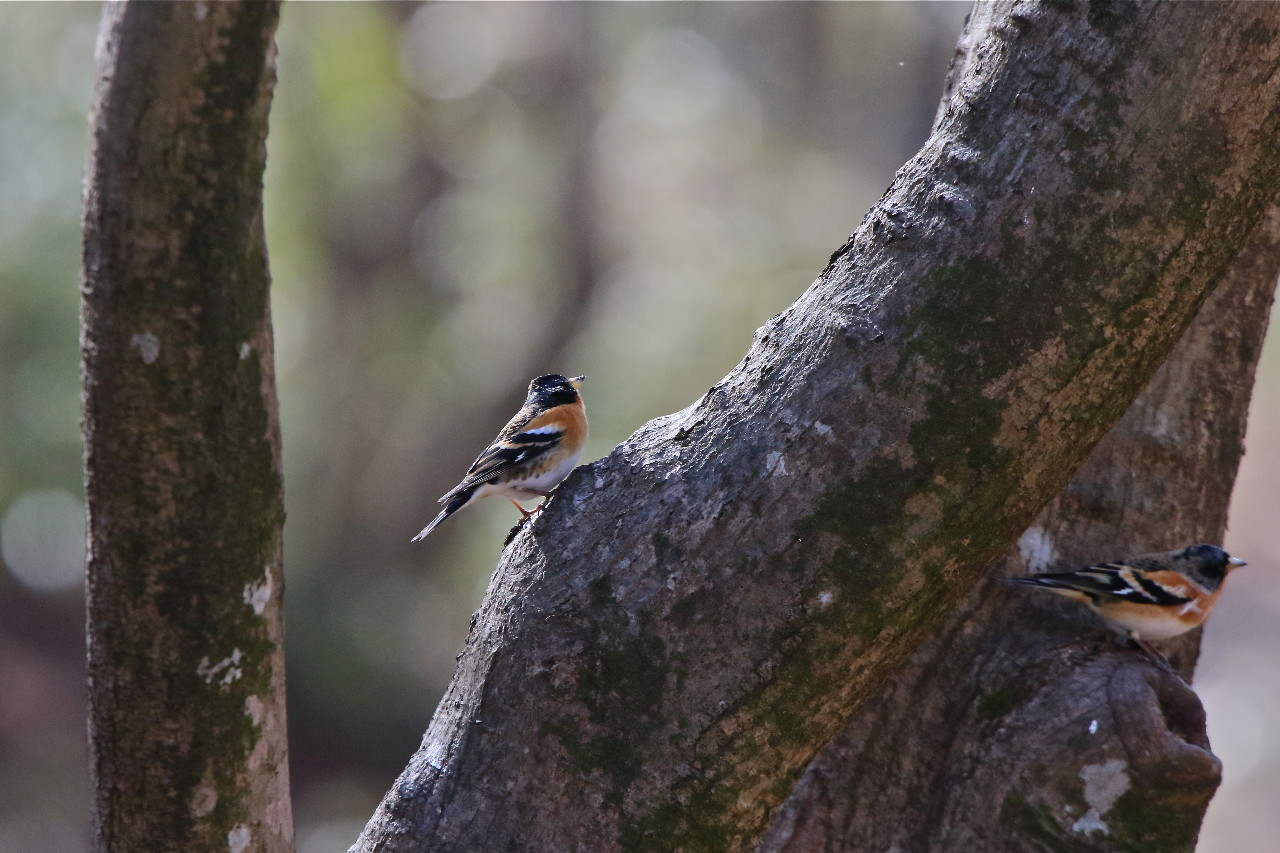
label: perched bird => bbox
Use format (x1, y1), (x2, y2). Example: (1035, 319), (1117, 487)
(412, 374), (587, 541)
(1005, 543), (1247, 652)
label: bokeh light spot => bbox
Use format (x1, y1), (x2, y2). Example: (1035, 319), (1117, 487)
(400, 5), (505, 101)
(1, 489), (85, 592)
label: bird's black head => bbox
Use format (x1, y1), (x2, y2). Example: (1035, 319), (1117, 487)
(1177, 543), (1246, 588)
(527, 374), (584, 407)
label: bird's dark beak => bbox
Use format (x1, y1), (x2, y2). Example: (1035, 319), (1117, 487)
(569, 376), (585, 390)
(1229, 556), (1248, 568)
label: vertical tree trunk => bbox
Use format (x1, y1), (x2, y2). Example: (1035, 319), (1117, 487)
(760, 204), (1280, 853)
(81, 3), (290, 852)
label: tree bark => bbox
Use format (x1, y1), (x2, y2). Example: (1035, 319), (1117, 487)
(81, 3), (290, 852)
(355, 2), (1280, 851)
(760, 202), (1280, 853)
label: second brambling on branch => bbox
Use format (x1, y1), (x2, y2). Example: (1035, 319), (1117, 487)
(1005, 543), (1247, 655)
(412, 374), (588, 541)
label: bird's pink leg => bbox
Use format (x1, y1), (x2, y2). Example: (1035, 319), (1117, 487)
(508, 498), (536, 520)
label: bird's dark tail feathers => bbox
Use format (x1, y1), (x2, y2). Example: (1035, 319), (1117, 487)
(1001, 575), (1069, 592)
(411, 489), (474, 542)
(1000, 576), (1044, 586)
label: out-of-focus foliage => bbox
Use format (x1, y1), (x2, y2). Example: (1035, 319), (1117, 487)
(0, 5), (97, 852)
(0, 4), (1274, 852)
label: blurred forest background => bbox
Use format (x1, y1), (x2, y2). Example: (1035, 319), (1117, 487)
(1, 4), (1277, 852)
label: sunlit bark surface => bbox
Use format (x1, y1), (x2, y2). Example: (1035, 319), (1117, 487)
(355, 3), (1280, 850)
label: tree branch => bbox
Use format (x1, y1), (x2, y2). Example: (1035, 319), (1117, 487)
(356, 2), (1280, 850)
(81, 3), (289, 851)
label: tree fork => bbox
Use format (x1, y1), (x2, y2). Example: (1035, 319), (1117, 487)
(356, 2), (1280, 851)
(762, 203), (1280, 853)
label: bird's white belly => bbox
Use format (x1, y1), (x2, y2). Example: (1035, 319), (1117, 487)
(1100, 609), (1191, 641)
(481, 449), (583, 500)
(522, 450), (583, 492)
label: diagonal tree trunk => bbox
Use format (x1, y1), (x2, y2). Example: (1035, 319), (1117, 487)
(81, 3), (290, 852)
(760, 203), (1280, 853)
(354, 3), (1280, 851)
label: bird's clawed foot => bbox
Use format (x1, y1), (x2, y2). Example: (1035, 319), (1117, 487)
(508, 498), (537, 521)
(504, 498), (549, 546)
(508, 497), (549, 522)
(1125, 634), (1177, 674)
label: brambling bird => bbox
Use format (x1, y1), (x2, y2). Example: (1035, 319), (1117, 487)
(412, 374), (587, 541)
(1005, 544), (1247, 653)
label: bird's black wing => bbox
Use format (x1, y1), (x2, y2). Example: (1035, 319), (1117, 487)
(1010, 560), (1192, 606)
(438, 423), (564, 503)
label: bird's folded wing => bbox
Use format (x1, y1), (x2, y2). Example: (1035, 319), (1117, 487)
(1048, 562), (1194, 606)
(438, 426), (564, 503)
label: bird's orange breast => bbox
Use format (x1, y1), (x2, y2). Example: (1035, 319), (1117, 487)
(523, 399), (587, 453)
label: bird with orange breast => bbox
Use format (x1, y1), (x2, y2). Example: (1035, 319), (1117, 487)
(1005, 543), (1247, 658)
(413, 374), (587, 541)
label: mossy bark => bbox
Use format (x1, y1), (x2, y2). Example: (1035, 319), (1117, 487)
(81, 3), (290, 852)
(760, 203), (1280, 853)
(355, 2), (1280, 851)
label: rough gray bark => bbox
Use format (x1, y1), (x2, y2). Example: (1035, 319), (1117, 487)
(81, 3), (290, 852)
(355, 2), (1280, 851)
(760, 203), (1280, 853)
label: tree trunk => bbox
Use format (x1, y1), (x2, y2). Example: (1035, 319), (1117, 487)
(760, 203), (1280, 853)
(81, 3), (290, 852)
(354, 3), (1280, 851)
